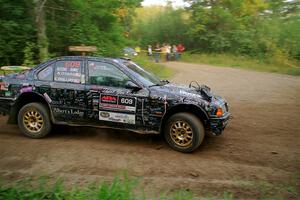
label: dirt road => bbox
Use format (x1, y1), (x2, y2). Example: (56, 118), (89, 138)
(0, 62), (299, 199)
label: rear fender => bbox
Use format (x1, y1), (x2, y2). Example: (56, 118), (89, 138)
(8, 92), (54, 124)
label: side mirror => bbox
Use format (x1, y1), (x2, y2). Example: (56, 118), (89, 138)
(125, 80), (141, 91)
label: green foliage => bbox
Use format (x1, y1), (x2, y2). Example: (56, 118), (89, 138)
(181, 53), (300, 76)
(1, 0), (299, 71)
(188, 0), (300, 61)
(0, 0), (142, 65)
(45, 0), (142, 58)
(2, 175), (297, 200)
(0, 0), (36, 65)
(0, 175), (142, 200)
(131, 0), (300, 65)
(0, 175), (199, 200)
(22, 42), (36, 66)
(222, 191), (234, 200)
(132, 6), (189, 47)
(132, 55), (174, 79)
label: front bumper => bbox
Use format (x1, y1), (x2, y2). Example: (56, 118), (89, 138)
(209, 112), (231, 136)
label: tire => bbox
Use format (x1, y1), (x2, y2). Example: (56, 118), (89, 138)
(18, 102), (52, 138)
(164, 112), (204, 153)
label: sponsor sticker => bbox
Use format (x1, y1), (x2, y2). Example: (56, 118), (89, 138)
(53, 108), (84, 117)
(4, 91), (11, 96)
(101, 95), (118, 104)
(64, 61), (81, 68)
(43, 93), (52, 103)
(99, 94), (136, 112)
(118, 96), (136, 107)
(99, 111), (135, 124)
(20, 86), (33, 93)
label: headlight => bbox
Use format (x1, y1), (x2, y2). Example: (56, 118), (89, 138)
(216, 108), (223, 117)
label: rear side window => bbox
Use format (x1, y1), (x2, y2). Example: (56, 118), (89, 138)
(54, 60), (82, 84)
(38, 64), (54, 81)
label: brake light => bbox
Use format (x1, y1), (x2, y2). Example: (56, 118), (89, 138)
(216, 108), (223, 117)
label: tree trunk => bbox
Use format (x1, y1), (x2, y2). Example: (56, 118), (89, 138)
(35, 0), (48, 62)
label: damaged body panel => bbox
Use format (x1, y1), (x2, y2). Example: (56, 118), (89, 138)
(0, 56), (230, 152)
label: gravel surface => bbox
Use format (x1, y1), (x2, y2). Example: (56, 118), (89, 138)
(0, 62), (299, 199)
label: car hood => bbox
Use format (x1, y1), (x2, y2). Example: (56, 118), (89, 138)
(149, 83), (214, 103)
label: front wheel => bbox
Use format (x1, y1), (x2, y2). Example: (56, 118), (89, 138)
(164, 112), (204, 153)
(18, 103), (52, 138)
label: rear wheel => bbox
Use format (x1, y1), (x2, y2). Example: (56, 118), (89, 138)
(18, 103), (51, 138)
(164, 112), (204, 153)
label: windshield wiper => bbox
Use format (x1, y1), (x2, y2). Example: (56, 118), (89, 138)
(149, 83), (161, 87)
(161, 79), (169, 83)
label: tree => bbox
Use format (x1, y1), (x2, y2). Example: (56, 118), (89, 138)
(131, 5), (189, 47)
(0, 0), (143, 65)
(35, 0), (48, 61)
(0, 0), (36, 65)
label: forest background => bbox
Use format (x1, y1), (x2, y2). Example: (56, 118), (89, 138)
(0, 0), (299, 73)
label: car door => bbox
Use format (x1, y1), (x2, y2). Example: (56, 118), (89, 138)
(35, 58), (86, 123)
(84, 59), (150, 131)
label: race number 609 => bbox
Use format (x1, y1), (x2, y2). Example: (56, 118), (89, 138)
(120, 98), (133, 105)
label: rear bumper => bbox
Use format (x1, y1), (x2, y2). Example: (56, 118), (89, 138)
(209, 112), (231, 136)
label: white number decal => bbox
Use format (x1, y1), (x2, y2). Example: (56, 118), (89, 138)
(121, 98), (133, 105)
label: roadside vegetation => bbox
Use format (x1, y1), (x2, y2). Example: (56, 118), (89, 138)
(1, 174), (298, 200)
(1, 1), (299, 73)
(132, 1), (300, 75)
(132, 55), (174, 79)
(0, 175), (209, 200)
(181, 53), (300, 76)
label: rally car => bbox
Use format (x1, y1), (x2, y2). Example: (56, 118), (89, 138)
(0, 56), (230, 152)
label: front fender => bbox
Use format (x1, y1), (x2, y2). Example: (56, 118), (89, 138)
(159, 103), (209, 133)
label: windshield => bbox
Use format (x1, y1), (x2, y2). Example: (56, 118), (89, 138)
(122, 61), (162, 87)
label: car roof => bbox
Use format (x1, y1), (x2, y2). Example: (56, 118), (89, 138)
(37, 56), (128, 66)
(49, 56), (131, 62)
(34, 56), (132, 73)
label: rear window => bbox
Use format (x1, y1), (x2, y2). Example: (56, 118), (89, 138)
(38, 64), (54, 81)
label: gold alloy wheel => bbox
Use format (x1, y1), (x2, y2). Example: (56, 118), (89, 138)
(170, 120), (193, 147)
(23, 109), (44, 133)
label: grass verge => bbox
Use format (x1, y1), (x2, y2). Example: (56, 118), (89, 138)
(132, 55), (174, 79)
(0, 175), (198, 200)
(2, 175), (296, 199)
(0, 175), (140, 200)
(181, 53), (300, 76)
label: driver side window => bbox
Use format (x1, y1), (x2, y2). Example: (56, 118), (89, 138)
(88, 61), (130, 87)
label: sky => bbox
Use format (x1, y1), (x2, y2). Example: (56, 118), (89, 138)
(141, 0), (188, 7)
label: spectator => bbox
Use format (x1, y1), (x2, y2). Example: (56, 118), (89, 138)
(154, 44), (161, 63)
(172, 45), (178, 61)
(177, 43), (185, 59)
(147, 45), (153, 61)
(161, 43), (167, 62)
(166, 44), (171, 61)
